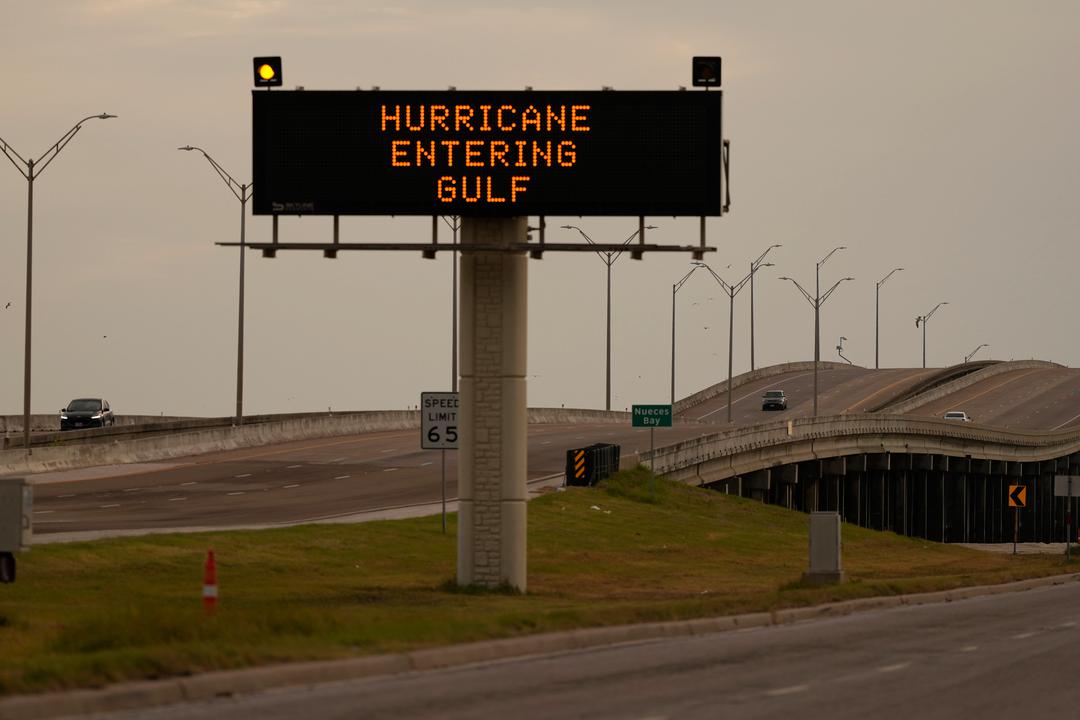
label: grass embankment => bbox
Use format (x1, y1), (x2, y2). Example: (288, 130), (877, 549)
(0, 467), (1072, 695)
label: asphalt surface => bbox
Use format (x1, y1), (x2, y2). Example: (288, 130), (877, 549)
(29, 422), (716, 535)
(80, 577), (1080, 720)
(905, 365), (1080, 430)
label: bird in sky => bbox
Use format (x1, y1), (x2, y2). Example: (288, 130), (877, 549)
(3, 302), (10, 309)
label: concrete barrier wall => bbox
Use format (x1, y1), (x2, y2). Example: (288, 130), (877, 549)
(0, 407), (634, 476)
(881, 360), (1063, 415)
(0, 414), (193, 434)
(673, 361), (855, 415)
(644, 413), (1080, 486)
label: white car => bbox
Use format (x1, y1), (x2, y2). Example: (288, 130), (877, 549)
(943, 411), (972, 422)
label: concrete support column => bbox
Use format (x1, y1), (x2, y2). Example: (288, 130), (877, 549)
(457, 216), (528, 591)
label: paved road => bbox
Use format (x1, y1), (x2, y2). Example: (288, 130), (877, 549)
(906, 365), (1080, 431)
(30, 422), (717, 535)
(85, 581), (1080, 720)
(681, 366), (937, 423)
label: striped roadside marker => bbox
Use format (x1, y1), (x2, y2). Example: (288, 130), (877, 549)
(574, 450), (586, 480)
(203, 549), (218, 615)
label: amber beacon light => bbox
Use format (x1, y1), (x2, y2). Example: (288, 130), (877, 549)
(691, 56), (722, 88)
(253, 56), (282, 88)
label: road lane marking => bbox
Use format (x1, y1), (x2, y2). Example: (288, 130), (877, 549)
(696, 371), (815, 420)
(283, 484), (300, 489)
(383, 468), (398, 472)
(420, 462), (433, 467)
(765, 684), (809, 697)
(1058, 622), (1076, 629)
(122, 487), (141, 493)
(168, 497), (186, 502)
(286, 465), (303, 469)
(227, 492), (245, 496)
(541, 441), (551, 445)
(877, 662), (909, 673)
(234, 473), (252, 478)
(181, 482), (197, 486)
(380, 449), (397, 453)
(334, 475), (351, 480)
(33, 510), (54, 515)
(58, 494), (75, 498)
(328, 457), (347, 463)
(100, 504), (120, 509)
(960, 645), (978, 652)
(1012, 632), (1036, 639)
(1052, 412), (1080, 431)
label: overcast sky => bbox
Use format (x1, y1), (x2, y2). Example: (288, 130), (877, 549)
(1, 0), (1078, 417)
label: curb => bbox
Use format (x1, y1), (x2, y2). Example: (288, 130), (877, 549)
(2, 571), (1078, 719)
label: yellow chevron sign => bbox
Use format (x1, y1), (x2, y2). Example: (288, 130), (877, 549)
(1009, 485), (1027, 508)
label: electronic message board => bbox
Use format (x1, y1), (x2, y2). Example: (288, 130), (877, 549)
(252, 90), (723, 217)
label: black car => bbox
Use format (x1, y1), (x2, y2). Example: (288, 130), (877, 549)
(60, 398), (115, 431)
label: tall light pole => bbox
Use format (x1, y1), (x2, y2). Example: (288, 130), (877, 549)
(179, 146), (251, 425)
(563, 223), (656, 411)
(749, 244), (781, 371)
(671, 264), (704, 405)
(779, 246), (851, 417)
(1, 113), (117, 452)
(694, 260), (768, 422)
(964, 343), (988, 363)
(915, 302), (948, 369)
(874, 267), (903, 369)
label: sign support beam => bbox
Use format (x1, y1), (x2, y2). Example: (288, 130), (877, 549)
(458, 216), (528, 591)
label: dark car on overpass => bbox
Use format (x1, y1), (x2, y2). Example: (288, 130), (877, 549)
(60, 398), (115, 431)
(762, 390), (788, 411)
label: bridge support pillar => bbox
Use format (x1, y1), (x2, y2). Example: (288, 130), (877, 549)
(457, 216), (528, 591)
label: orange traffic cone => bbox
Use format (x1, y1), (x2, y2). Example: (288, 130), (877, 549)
(203, 549), (218, 615)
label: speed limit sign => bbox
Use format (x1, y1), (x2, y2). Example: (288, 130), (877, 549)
(421, 392), (459, 450)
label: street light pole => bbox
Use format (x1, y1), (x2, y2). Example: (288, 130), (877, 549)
(179, 146), (252, 425)
(1, 113), (117, 452)
(563, 224), (655, 411)
(695, 260), (766, 423)
(915, 302), (948, 369)
(779, 246), (851, 417)
(874, 267), (903, 369)
(749, 244), (781, 371)
(671, 264), (703, 405)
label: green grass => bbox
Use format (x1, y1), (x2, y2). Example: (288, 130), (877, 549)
(0, 466), (1072, 696)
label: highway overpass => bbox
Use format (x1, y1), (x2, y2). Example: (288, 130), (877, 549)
(5, 359), (1079, 543)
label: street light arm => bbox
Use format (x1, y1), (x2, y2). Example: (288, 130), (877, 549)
(876, 267), (904, 289)
(180, 145), (249, 202)
(609, 224), (656, 265)
(0, 136), (30, 178)
(752, 243), (782, 269)
(440, 215), (461, 233)
(924, 301), (948, 322)
(779, 276), (815, 306)
(818, 245), (846, 270)
(33, 114), (116, 177)
(820, 277), (853, 305)
(561, 223), (609, 264)
(674, 264), (702, 293)
(693, 261), (734, 294)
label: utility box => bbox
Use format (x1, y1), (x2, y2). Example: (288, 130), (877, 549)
(803, 511), (844, 585)
(0, 478), (32, 583)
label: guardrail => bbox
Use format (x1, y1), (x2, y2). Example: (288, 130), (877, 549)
(644, 413), (1080, 486)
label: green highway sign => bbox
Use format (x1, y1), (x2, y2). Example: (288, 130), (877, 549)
(632, 404), (672, 428)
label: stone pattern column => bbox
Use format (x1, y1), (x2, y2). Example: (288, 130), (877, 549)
(458, 217), (527, 590)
